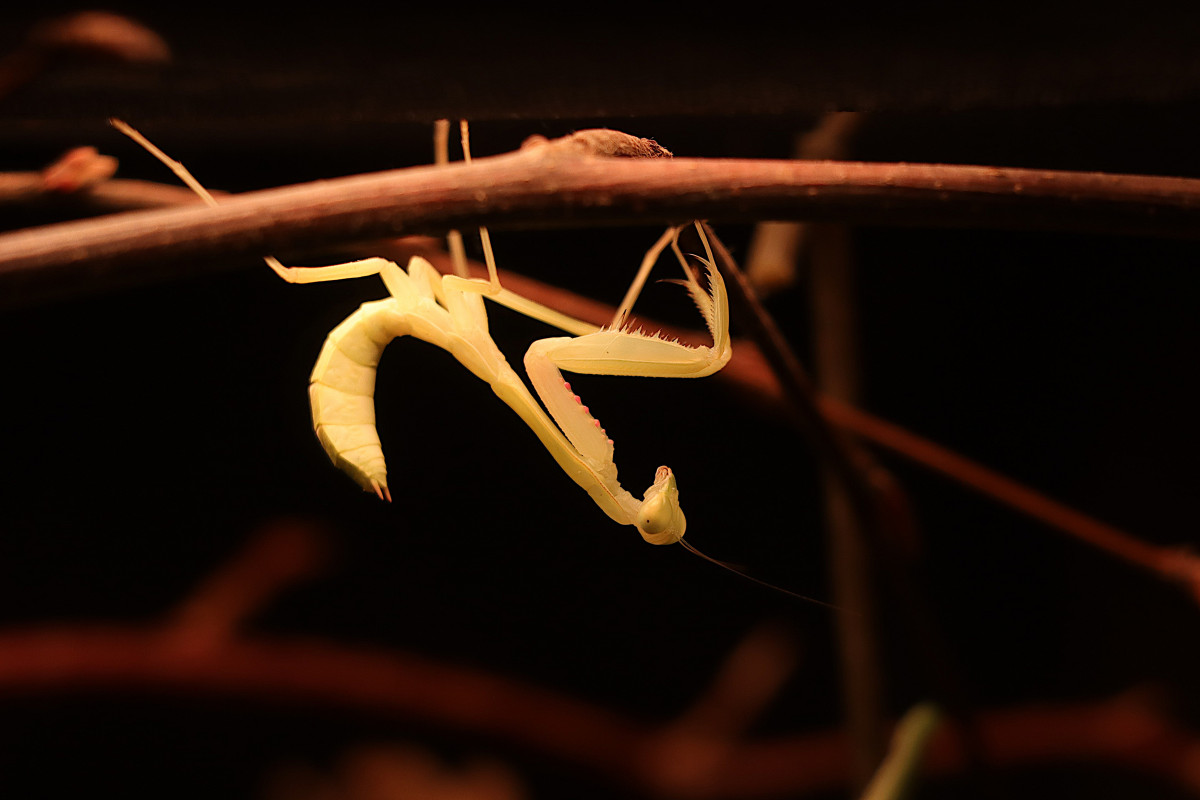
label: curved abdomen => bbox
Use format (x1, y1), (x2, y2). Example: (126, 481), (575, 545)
(309, 301), (406, 497)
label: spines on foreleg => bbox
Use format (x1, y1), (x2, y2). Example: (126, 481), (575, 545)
(524, 338), (616, 474)
(669, 223), (731, 370)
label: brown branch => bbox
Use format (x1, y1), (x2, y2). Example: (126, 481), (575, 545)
(809, 222), (887, 783)
(702, 225), (995, 789)
(643, 623), (800, 797)
(743, 114), (884, 786)
(0, 173), (205, 212)
(164, 519), (329, 652)
(812, 398), (1200, 602)
(745, 110), (863, 295)
(720, 343), (1200, 604)
(0, 626), (1194, 797)
(3, 145), (1200, 305)
(698, 224), (893, 540)
(0, 12), (169, 101)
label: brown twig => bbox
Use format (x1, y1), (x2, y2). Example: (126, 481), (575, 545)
(0, 625), (1194, 797)
(641, 623), (800, 797)
(0, 12), (169, 101)
(745, 111), (863, 294)
(698, 224), (886, 530)
(741, 110), (881, 790)
(164, 519), (329, 652)
(812, 398), (1200, 603)
(4, 146), (1200, 305)
(0, 173), (205, 212)
(701, 225), (994, 790)
(809, 222), (887, 784)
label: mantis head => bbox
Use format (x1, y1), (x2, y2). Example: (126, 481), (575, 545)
(635, 466), (687, 545)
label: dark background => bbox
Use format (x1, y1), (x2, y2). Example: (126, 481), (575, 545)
(0, 5), (1198, 798)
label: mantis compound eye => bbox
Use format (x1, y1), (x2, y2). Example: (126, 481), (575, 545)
(636, 466), (686, 545)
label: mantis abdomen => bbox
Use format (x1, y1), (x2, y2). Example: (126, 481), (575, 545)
(309, 300), (399, 500)
(306, 258), (512, 503)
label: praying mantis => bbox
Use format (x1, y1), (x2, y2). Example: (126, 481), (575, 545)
(112, 120), (731, 546)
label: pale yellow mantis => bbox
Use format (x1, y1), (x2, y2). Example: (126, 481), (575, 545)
(112, 120), (731, 546)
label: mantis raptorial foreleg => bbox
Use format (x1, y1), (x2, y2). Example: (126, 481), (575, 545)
(114, 119), (732, 545)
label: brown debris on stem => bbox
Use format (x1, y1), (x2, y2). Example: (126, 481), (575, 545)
(40, 147), (119, 194)
(521, 129), (673, 159)
(164, 519), (329, 652)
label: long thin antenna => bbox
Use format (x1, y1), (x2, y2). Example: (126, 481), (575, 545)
(678, 538), (845, 611)
(110, 117), (218, 207)
(110, 117), (300, 283)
